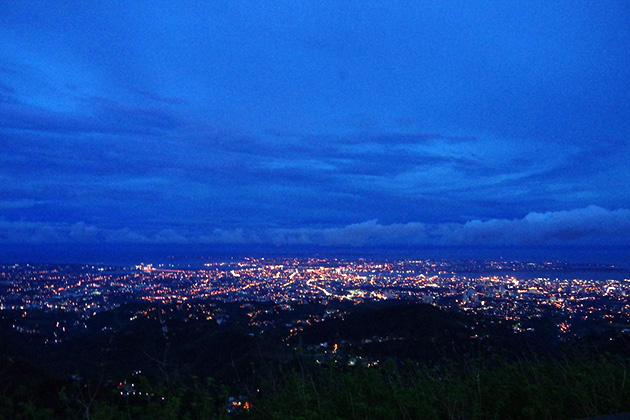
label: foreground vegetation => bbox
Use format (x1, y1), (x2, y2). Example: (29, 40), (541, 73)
(1, 302), (629, 419)
(2, 349), (629, 419)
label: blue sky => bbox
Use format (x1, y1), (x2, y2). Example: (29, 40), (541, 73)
(1, 1), (630, 247)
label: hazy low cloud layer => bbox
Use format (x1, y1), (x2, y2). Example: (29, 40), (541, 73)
(3, 206), (629, 247)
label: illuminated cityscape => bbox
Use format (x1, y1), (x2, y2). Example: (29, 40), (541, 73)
(2, 258), (628, 343)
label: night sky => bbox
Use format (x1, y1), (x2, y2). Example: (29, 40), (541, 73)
(1, 2), (630, 249)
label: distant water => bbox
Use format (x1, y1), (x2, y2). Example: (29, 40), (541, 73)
(447, 270), (630, 281)
(0, 243), (629, 269)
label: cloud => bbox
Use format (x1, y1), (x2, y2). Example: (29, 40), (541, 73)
(0, 220), (64, 243)
(0, 97), (181, 136)
(197, 206), (630, 247)
(440, 206), (630, 246)
(7, 206), (626, 247)
(104, 228), (150, 243)
(267, 220), (430, 246)
(154, 229), (189, 244)
(69, 222), (99, 242)
(0, 221), (169, 244)
(128, 88), (184, 105)
(0, 199), (43, 209)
